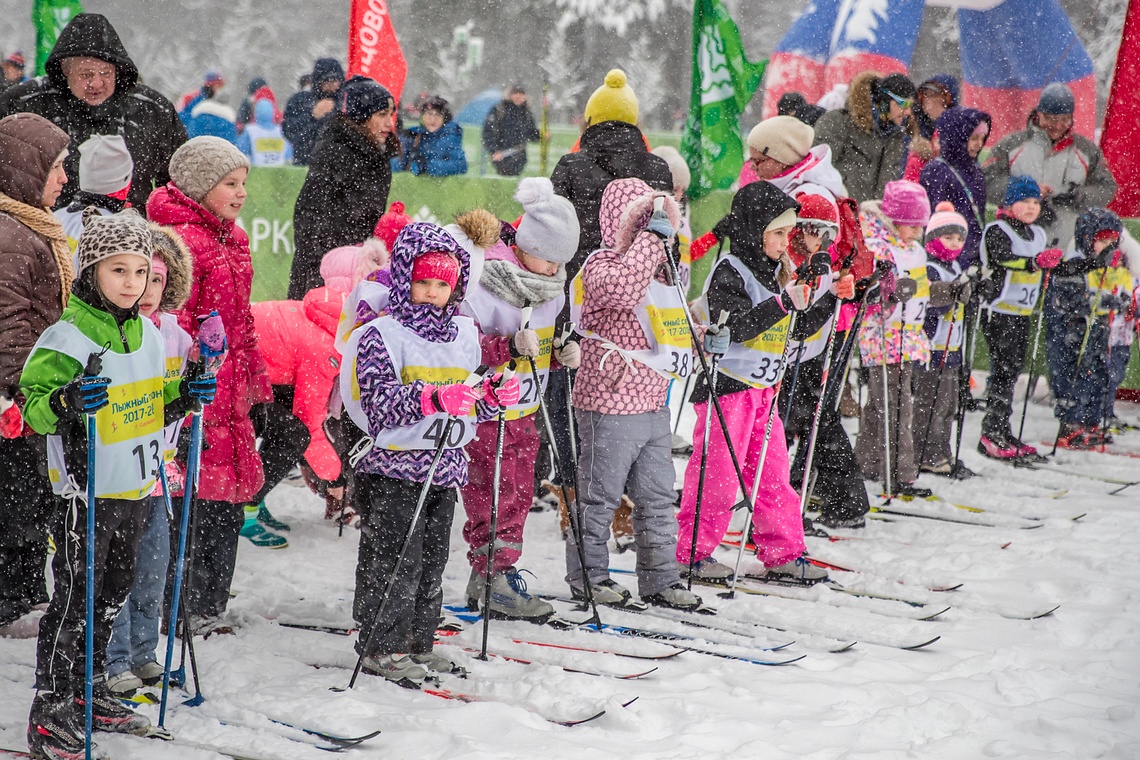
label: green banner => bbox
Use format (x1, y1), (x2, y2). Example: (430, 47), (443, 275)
(680, 0), (766, 200)
(32, 0), (84, 76)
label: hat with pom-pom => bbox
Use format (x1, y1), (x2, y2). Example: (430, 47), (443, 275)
(513, 177), (580, 264)
(373, 201), (412, 251)
(584, 69), (639, 127)
(925, 201), (969, 243)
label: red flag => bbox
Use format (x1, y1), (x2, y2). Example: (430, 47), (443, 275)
(1102, 0), (1139, 217)
(347, 0), (407, 104)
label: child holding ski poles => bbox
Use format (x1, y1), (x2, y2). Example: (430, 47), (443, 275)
(913, 203), (975, 478)
(22, 210), (215, 760)
(341, 222), (518, 687)
(976, 176), (1060, 460)
(675, 181), (830, 585)
(853, 180), (933, 498)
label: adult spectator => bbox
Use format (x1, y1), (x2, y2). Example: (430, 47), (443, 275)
(0, 113), (72, 638)
(482, 84), (540, 176)
(288, 76), (398, 300)
(0, 13), (186, 212)
(739, 114), (847, 205)
(906, 75), (958, 181)
(283, 58), (344, 165)
(394, 95), (467, 177)
(179, 71), (238, 144)
(812, 71), (916, 203)
(0, 52), (27, 93)
(919, 107), (991, 267)
(777, 91), (825, 127)
(983, 83), (1117, 249)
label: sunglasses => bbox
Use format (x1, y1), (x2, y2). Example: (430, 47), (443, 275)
(884, 90), (913, 111)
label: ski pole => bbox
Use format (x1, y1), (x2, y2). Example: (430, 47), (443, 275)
(1016, 272), (1051, 443)
(797, 301), (846, 515)
(951, 293), (981, 474)
(671, 374), (693, 437)
(479, 363), (515, 660)
(1051, 267), (1109, 456)
(81, 352), (102, 760)
(341, 366), (488, 690)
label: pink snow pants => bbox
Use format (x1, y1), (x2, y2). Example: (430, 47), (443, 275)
(675, 385), (806, 568)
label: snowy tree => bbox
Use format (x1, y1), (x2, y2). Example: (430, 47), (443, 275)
(538, 14), (588, 124)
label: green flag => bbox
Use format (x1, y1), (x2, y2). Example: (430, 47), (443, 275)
(33, 0), (84, 77)
(680, 0), (766, 200)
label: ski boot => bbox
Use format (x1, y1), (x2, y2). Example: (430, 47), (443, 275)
(257, 501), (291, 531)
(410, 650), (467, 677)
(978, 432), (1022, 460)
(895, 482), (933, 499)
(757, 556), (829, 586)
(28, 690), (86, 760)
(78, 675), (152, 735)
(677, 557), (735, 584)
(240, 504), (287, 548)
(571, 578), (645, 610)
(361, 653), (431, 689)
(642, 583), (704, 612)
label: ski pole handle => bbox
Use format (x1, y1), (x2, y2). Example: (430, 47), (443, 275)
(716, 310), (730, 329)
(653, 195), (664, 213)
(463, 365), (490, 388)
(520, 304), (533, 331)
(83, 352), (102, 378)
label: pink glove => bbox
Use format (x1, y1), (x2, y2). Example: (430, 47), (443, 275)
(830, 274), (855, 300)
(484, 373), (521, 407)
(0, 398), (23, 439)
(1036, 248), (1063, 269)
(420, 383), (479, 417)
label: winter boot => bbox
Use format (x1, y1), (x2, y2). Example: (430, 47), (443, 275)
(105, 670), (143, 696)
(361, 653), (430, 688)
(677, 557), (735, 584)
(642, 582), (704, 611)
(410, 650), (467, 677)
(78, 676), (152, 735)
(240, 504), (288, 548)
(758, 556), (829, 585)
(28, 690), (86, 760)
(978, 432), (1021, 460)
(133, 661), (166, 687)
(670, 433), (693, 456)
(1008, 435), (1046, 461)
(257, 501), (291, 531)
(817, 512), (866, 530)
(895, 482), (933, 499)
(570, 578), (645, 610)
(466, 566), (555, 622)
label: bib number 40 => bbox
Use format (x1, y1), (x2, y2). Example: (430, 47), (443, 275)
(422, 417), (467, 447)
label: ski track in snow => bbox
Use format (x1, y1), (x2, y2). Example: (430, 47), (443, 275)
(1, 376), (1139, 759)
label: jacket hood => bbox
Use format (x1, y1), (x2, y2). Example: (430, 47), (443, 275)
(254, 98), (276, 128)
(766, 144), (848, 202)
(579, 121), (653, 181)
(1074, 207), (1124, 260)
(302, 285), (347, 336)
(714, 181), (800, 271)
(0, 113), (71, 206)
(45, 14), (139, 94)
(597, 177), (681, 256)
(387, 221), (470, 328)
(312, 58), (345, 87)
(845, 71), (879, 134)
(148, 223), (193, 311)
(934, 107), (991, 171)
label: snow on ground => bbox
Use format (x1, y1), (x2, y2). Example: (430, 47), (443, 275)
(2, 374), (1139, 759)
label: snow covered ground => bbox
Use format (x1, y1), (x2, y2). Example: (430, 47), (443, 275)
(2, 376), (1139, 760)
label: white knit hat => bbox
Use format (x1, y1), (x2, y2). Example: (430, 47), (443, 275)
(76, 208), (153, 274)
(746, 115), (814, 167)
(168, 136), (250, 202)
(78, 135), (133, 195)
(513, 177), (580, 264)
(651, 146), (691, 193)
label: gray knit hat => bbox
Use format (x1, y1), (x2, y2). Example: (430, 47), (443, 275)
(76, 207), (153, 275)
(168, 136), (250, 202)
(513, 177), (580, 264)
(78, 134), (133, 195)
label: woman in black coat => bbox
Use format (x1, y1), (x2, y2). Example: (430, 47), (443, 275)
(287, 76), (400, 300)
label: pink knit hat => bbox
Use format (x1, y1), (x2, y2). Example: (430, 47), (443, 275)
(881, 180), (931, 227)
(924, 201), (969, 243)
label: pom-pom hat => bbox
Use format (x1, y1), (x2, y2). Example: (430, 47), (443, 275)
(584, 69), (638, 127)
(925, 201), (969, 243)
(513, 177), (580, 264)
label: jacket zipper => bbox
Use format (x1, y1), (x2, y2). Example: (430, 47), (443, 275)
(118, 322), (130, 352)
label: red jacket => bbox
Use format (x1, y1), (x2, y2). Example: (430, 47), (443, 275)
(251, 287), (346, 482)
(147, 184), (272, 503)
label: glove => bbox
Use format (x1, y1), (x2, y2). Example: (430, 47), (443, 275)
(182, 372), (217, 405)
(421, 383), (479, 417)
(553, 338), (581, 369)
(1036, 248), (1063, 270)
(796, 251), (831, 282)
(782, 282), (811, 311)
(512, 328), (540, 358)
(830, 274), (855, 300)
(877, 268), (897, 305)
(703, 324), (731, 355)
(894, 277), (918, 303)
(484, 373), (521, 408)
(645, 208), (675, 240)
(956, 281), (974, 304)
(0, 396), (23, 439)
(52, 374), (111, 419)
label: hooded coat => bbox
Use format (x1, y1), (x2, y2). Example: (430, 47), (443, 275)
(0, 14), (186, 212)
(147, 183), (272, 503)
(395, 120), (467, 177)
(920, 107), (992, 268)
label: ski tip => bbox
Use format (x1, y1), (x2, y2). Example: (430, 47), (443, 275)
(621, 696), (639, 708)
(828, 641), (858, 653)
(918, 606), (952, 622)
(900, 635), (941, 650)
(1004, 604), (1060, 620)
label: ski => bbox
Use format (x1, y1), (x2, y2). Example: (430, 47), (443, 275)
(279, 621), (358, 636)
(420, 687), (624, 727)
(886, 491), (1070, 520)
(868, 501), (1044, 529)
(1013, 459), (1140, 490)
(1043, 441), (1140, 459)
(448, 644), (658, 679)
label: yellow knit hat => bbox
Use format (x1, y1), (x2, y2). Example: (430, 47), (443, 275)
(584, 69), (639, 127)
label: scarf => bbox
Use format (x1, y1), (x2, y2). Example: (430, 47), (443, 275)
(0, 192), (74, 309)
(479, 258), (566, 309)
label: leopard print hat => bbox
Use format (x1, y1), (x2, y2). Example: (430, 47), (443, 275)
(76, 206), (153, 275)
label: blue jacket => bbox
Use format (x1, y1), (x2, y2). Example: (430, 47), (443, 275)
(393, 121), (467, 177)
(180, 92), (238, 144)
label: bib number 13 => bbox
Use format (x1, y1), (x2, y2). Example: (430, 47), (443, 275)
(131, 440), (162, 481)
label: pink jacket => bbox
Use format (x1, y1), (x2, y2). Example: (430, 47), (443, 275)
(251, 287), (346, 482)
(148, 184), (272, 503)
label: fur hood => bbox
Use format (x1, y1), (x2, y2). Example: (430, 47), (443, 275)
(598, 177), (682, 256)
(846, 71), (879, 134)
(148, 223), (192, 311)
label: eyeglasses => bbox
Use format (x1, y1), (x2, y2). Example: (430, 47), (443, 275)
(884, 90), (913, 111)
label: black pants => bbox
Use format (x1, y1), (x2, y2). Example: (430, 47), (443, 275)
(35, 497), (147, 693)
(167, 498), (244, 620)
(492, 153), (526, 176)
(251, 386), (311, 504)
(0, 435), (54, 626)
(353, 473), (455, 657)
(982, 311), (1032, 439)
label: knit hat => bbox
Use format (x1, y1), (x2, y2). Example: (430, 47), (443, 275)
(374, 201), (412, 250)
(411, 250), (459, 290)
(878, 73), (917, 103)
(78, 134), (133, 195)
(337, 75), (393, 122)
(651, 145), (691, 192)
(584, 69), (638, 127)
(795, 193), (839, 237)
(1002, 175), (1041, 207)
(513, 177), (580, 264)
(168, 136), (250, 202)
(925, 201), (969, 243)
(4, 52), (25, 69)
(76, 207), (152, 274)
(204, 70), (224, 87)
(746, 116), (813, 167)
(881, 180), (931, 227)
(766, 208), (798, 233)
(1037, 83), (1074, 115)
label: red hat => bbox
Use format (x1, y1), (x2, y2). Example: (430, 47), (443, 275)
(794, 193), (839, 237)
(411, 251), (459, 290)
(374, 201), (412, 252)
(4, 52), (25, 69)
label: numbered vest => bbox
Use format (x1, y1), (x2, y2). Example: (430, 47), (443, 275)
(700, 255), (789, 389)
(462, 285), (564, 421)
(1086, 265), (1134, 317)
(335, 279), (391, 356)
(341, 315), (481, 451)
(876, 238), (931, 339)
(786, 270), (836, 364)
(981, 220), (1047, 316)
(569, 252), (695, 380)
(31, 320), (166, 500)
(244, 123), (288, 166)
(158, 313), (193, 461)
(927, 260), (965, 352)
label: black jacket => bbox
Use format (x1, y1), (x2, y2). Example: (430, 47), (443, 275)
(0, 13), (186, 212)
(481, 100), (539, 152)
(288, 116), (394, 300)
(550, 120), (673, 279)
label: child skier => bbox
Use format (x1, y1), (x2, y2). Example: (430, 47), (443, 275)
(105, 223), (194, 696)
(22, 210), (214, 760)
(460, 178), (580, 621)
(675, 181), (829, 584)
(341, 222), (518, 686)
(53, 135), (133, 253)
(913, 203), (974, 477)
(853, 180), (933, 497)
(977, 176), (1060, 460)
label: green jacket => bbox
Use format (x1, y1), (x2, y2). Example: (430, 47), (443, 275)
(20, 296), (182, 435)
